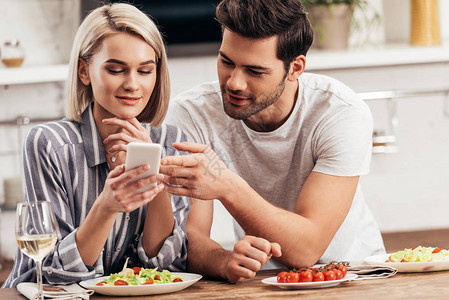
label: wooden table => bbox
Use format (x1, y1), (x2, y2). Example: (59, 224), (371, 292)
(2, 269), (449, 299)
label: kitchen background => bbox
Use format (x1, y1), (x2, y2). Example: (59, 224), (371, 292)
(0, 0), (448, 262)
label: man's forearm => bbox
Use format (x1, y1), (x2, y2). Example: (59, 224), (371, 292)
(186, 232), (231, 279)
(217, 173), (357, 268)
(217, 172), (327, 267)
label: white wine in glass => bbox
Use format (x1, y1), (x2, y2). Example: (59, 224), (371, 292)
(16, 234), (57, 261)
(16, 201), (58, 300)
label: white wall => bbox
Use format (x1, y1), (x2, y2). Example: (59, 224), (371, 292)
(0, 0), (79, 204)
(1, 0), (80, 65)
(1, 0), (449, 260)
(0, 0), (80, 260)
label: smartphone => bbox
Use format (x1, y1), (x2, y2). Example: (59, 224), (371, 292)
(125, 142), (162, 193)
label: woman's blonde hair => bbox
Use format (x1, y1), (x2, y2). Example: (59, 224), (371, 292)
(66, 3), (170, 126)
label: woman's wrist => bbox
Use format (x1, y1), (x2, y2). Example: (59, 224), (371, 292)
(75, 194), (118, 265)
(93, 192), (120, 217)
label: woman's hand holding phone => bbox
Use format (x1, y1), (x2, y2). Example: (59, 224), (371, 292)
(100, 117), (164, 212)
(100, 163), (164, 213)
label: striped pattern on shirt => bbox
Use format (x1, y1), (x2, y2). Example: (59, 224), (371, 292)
(3, 104), (190, 287)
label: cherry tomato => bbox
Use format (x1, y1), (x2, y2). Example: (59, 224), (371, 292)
(114, 280), (128, 286)
(154, 275), (161, 281)
(331, 268), (343, 280)
(277, 271), (288, 283)
(96, 281), (107, 286)
(143, 278), (154, 285)
(132, 267), (141, 275)
(323, 270), (336, 281)
(337, 265), (347, 277)
(401, 259), (407, 262)
(173, 278), (183, 283)
(432, 248), (442, 254)
(286, 272), (299, 283)
(312, 271), (324, 282)
(299, 271), (313, 282)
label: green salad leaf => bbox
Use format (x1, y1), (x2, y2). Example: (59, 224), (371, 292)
(96, 258), (184, 286)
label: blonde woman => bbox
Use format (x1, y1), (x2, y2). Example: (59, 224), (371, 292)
(3, 3), (189, 287)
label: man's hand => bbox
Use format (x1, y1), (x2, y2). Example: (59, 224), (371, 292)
(226, 235), (281, 283)
(160, 142), (234, 200)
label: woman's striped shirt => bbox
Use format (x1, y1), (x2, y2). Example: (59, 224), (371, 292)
(3, 104), (190, 287)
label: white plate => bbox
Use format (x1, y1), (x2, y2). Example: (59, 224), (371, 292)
(261, 273), (357, 290)
(363, 253), (449, 272)
(79, 272), (202, 296)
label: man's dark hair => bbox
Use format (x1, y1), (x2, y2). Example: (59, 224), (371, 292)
(216, 0), (313, 73)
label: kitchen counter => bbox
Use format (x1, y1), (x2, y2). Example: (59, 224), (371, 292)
(306, 42), (449, 71)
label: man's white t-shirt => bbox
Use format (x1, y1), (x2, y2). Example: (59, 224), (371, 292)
(165, 73), (385, 267)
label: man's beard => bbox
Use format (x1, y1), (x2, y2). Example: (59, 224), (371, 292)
(220, 75), (287, 120)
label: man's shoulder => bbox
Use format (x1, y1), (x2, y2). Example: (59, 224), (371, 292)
(167, 80), (224, 125)
(301, 73), (368, 111)
(171, 81), (221, 107)
(301, 73), (357, 98)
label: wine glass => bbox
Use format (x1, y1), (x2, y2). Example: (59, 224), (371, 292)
(16, 201), (58, 300)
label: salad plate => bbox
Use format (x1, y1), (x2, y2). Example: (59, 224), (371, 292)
(364, 254), (449, 273)
(261, 273), (357, 290)
(79, 272), (202, 296)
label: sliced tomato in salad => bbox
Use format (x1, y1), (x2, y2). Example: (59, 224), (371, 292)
(114, 280), (128, 286)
